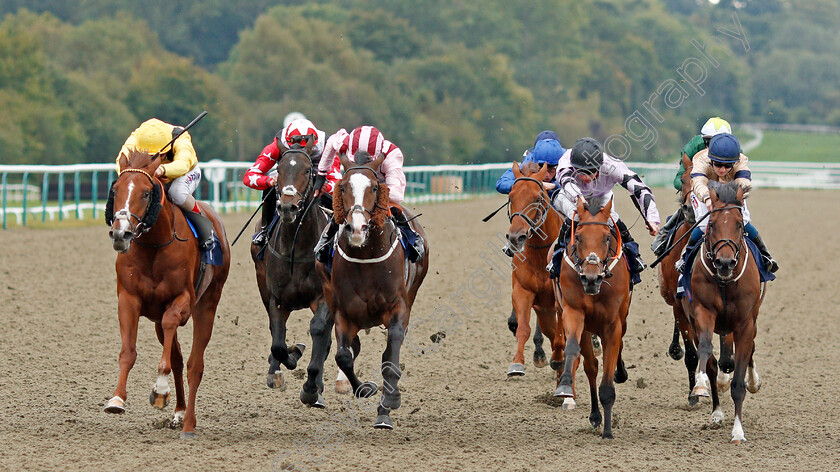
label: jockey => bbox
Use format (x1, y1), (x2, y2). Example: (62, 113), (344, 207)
(651, 116), (733, 256)
(313, 125), (425, 263)
(496, 136), (565, 257)
(242, 118), (340, 247)
(546, 137), (661, 285)
(675, 133), (778, 273)
(116, 118), (214, 250)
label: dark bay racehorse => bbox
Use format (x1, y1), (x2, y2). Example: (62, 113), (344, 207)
(553, 198), (628, 438)
(659, 154), (733, 405)
(504, 162), (564, 379)
(316, 152), (429, 429)
(250, 140), (342, 406)
(682, 182), (764, 443)
(105, 149), (230, 439)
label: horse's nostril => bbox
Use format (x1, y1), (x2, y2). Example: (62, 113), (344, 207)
(122, 233), (132, 241)
(516, 234), (527, 244)
(361, 224), (368, 232)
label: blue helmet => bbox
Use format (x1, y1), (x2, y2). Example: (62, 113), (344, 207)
(708, 133), (740, 164)
(528, 139), (564, 166)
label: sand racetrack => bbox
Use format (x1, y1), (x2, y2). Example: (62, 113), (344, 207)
(1, 187), (839, 471)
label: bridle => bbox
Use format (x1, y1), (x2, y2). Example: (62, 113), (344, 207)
(563, 217), (623, 280)
(700, 204), (747, 284)
(110, 168), (171, 245)
(508, 177), (552, 248)
(274, 147), (315, 217)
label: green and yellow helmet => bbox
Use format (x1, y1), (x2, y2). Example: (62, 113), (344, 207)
(700, 117), (732, 138)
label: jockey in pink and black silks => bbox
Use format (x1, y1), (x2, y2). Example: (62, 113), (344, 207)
(242, 118), (341, 246)
(314, 126), (424, 263)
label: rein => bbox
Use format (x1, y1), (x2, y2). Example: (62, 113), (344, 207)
(563, 216), (623, 279)
(508, 177), (553, 248)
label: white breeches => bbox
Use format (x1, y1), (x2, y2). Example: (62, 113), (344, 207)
(168, 166), (202, 206)
(691, 192), (750, 231)
(552, 190), (620, 222)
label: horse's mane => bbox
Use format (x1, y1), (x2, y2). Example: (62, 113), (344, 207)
(583, 197), (602, 216)
(709, 181), (742, 204)
(354, 150), (372, 166)
(123, 148), (156, 170)
(520, 161), (542, 175)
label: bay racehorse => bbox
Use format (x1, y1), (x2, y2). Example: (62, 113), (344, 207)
(105, 149), (230, 439)
(552, 197), (628, 438)
(682, 182), (764, 443)
(503, 162), (564, 380)
(316, 151), (429, 429)
(249, 140), (343, 407)
(659, 154), (733, 405)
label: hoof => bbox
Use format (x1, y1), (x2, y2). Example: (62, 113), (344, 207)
(553, 384), (574, 398)
(381, 392), (401, 410)
(614, 367), (628, 384)
(290, 343), (306, 359)
(169, 411), (185, 429)
(267, 370), (286, 390)
(731, 438), (746, 444)
(374, 414), (394, 430)
(533, 352), (548, 369)
(688, 394), (699, 406)
(590, 414), (602, 430)
(335, 379), (352, 395)
(104, 396), (126, 414)
(355, 381), (379, 399)
(602, 431), (614, 440)
(591, 335), (602, 357)
(562, 398), (576, 410)
(180, 431), (197, 440)
(668, 344), (684, 361)
(716, 372), (731, 393)
(149, 389), (170, 409)
(549, 360), (563, 371)
(690, 385), (710, 398)
(747, 379), (762, 394)
(507, 363), (525, 377)
(300, 388), (326, 408)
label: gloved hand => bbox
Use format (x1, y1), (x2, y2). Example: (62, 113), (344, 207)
(313, 174), (327, 195)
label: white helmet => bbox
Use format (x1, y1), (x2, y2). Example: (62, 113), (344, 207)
(700, 117), (732, 138)
(283, 112), (307, 129)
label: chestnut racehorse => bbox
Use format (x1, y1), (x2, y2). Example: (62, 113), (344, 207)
(105, 149), (230, 439)
(504, 162), (565, 382)
(553, 197), (628, 439)
(658, 154), (733, 405)
(682, 182), (764, 443)
(316, 151), (429, 429)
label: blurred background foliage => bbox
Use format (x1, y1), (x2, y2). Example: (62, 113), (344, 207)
(0, 0), (837, 165)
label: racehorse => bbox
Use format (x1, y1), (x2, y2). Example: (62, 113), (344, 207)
(682, 182), (764, 443)
(316, 151), (429, 429)
(249, 140), (341, 407)
(659, 154), (733, 405)
(504, 162), (564, 379)
(552, 197), (629, 439)
(105, 149), (230, 439)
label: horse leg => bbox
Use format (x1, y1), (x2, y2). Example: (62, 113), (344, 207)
(730, 323), (756, 444)
(155, 324), (186, 428)
(507, 308), (517, 335)
(668, 318), (684, 360)
(151, 295), (189, 411)
(676, 305), (699, 405)
(580, 333), (601, 428)
(708, 353), (724, 429)
(717, 334), (735, 393)
(333, 336), (360, 394)
(335, 317), (377, 399)
(533, 324), (547, 368)
(268, 296), (304, 374)
(599, 323), (622, 439)
(376, 310), (408, 429)
(554, 307), (584, 399)
(105, 295), (140, 414)
(746, 348), (761, 394)
(690, 307), (715, 401)
(301, 300), (333, 408)
(181, 300), (217, 439)
(508, 286), (535, 376)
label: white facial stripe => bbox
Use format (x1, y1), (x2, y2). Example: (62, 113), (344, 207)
(118, 182), (134, 230)
(289, 159), (296, 166)
(349, 173), (371, 237)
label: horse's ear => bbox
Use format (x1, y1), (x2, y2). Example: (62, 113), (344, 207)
(735, 185), (744, 202)
(339, 153), (352, 173)
(304, 136), (315, 155)
(537, 162), (548, 181)
(602, 197), (613, 217)
(709, 186), (719, 205)
(512, 161), (522, 177)
(369, 152), (386, 172)
(118, 152), (129, 171)
(682, 153), (692, 170)
(576, 196), (586, 215)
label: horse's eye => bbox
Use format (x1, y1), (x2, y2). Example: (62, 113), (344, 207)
(143, 190), (150, 198)
(372, 185), (378, 193)
(603, 236), (610, 244)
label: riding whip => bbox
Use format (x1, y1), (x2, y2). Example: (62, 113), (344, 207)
(151, 110), (208, 161)
(649, 211), (710, 268)
(482, 200), (509, 222)
(231, 188), (276, 247)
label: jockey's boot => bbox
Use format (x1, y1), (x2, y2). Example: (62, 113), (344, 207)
(651, 208), (682, 256)
(179, 195), (215, 250)
(546, 217), (572, 278)
(616, 219), (644, 284)
(315, 218), (339, 264)
(394, 210), (425, 263)
(749, 232), (779, 273)
(675, 227), (702, 274)
(253, 188), (277, 247)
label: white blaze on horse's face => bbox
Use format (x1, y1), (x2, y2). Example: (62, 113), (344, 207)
(348, 173), (371, 246)
(118, 181), (135, 231)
